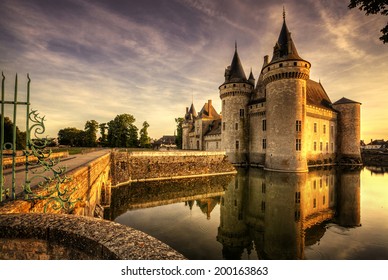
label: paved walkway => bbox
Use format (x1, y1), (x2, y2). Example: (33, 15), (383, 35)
(2, 149), (111, 197)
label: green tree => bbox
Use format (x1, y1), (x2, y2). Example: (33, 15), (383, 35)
(349, 0), (388, 43)
(84, 120), (99, 147)
(107, 114), (139, 148)
(175, 117), (184, 149)
(139, 121), (151, 148)
(58, 127), (84, 147)
(98, 123), (108, 146)
(0, 115), (26, 150)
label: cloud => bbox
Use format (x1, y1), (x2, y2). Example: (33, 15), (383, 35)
(1, 0), (387, 141)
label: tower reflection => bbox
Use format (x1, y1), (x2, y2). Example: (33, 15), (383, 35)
(217, 167), (361, 259)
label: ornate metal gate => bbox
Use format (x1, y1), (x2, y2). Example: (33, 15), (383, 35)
(0, 73), (77, 212)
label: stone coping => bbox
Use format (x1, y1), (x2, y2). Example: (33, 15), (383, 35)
(0, 213), (186, 260)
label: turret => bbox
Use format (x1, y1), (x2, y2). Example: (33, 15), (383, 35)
(182, 103), (197, 149)
(332, 98), (362, 164)
(262, 12), (310, 172)
(219, 43), (253, 163)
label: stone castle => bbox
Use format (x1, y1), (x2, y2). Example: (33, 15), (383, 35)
(182, 13), (361, 172)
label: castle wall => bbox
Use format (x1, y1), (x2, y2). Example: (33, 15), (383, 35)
(204, 134), (221, 151)
(220, 83), (252, 163)
(248, 102), (266, 165)
(333, 103), (361, 162)
(264, 78), (308, 172)
(305, 106), (337, 164)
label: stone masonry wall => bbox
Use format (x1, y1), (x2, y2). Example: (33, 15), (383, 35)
(0, 153), (111, 216)
(111, 151), (236, 185)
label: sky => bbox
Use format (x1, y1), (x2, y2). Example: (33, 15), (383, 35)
(0, 0), (387, 142)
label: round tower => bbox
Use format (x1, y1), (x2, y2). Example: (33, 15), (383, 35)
(262, 14), (310, 172)
(219, 44), (253, 164)
(332, 98), (362, 164)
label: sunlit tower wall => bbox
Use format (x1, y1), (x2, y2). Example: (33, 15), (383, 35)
(262, 16), (310, 172)
(219, 45), (253, 164)
(332, 99), (362, 163)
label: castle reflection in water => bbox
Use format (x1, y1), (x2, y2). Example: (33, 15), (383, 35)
(217, 167), (360, 259)
(108, 167), (362, 260)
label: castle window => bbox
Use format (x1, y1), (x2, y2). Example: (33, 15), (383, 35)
(223, 122), (225, 131)
(279, 63), (283, 67)
(305, 64), (308, 67)
(294, 62), (297, 66)
(240, 109), (245, 117)
(262, 138), (267, 150)
(233, 84), (236, 87)
(296, 139), (302, 151)
(216, 142), (219, 149)
(224, 85), (226, 89)
(236, 140), (239, 150)
(314, 141), (317, 151)
(323, 124), (326, 134)
(267, 67), (270, 71)
(262, 182), (266, 193)
(323, 195), (326, 205)
(331, 125), (334, 135)
(313, 198), (317, 208)
(314, 123), (317, 133)
(331, 142), (334, 152)
(314, 181), (316, 189)
(235, 123), (238, 130)
(320, 179), (323, 188)
(295, 192), (301, 203)
(243, 84), (246, 87)
(326, 142), (329, 152)
(320, 142), (323, 151)
(261, 201), (266, 212)
(262, 119), (266, 131)
(296, 120), (302, 132)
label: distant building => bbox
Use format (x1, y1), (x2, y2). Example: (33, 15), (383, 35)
(182, 12), (362, 172)
(363, 139), (387, 150)
(153, 135), (177, 150)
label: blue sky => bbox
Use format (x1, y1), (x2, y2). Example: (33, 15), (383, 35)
(1, 0), (387, 141)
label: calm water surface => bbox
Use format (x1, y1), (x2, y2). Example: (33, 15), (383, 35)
(108, 166), (388, 260)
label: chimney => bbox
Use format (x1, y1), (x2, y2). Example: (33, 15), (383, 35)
(208, 100), (212, 117)
(264, 55), (269, 65)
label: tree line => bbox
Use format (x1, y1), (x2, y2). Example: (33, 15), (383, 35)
(58, 113), (151, 148)
(1, 113), (151, 149)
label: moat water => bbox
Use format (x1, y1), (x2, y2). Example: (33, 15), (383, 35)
(108, 166), (388, 260)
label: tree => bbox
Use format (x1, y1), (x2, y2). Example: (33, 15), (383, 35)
(84, 120), (98, 147)
(348, 0), (388, 43)
(107, 114), (139, 148)
(175, 117), (184, 149)
(58, 127), (84, 146)
(0, 115), (26, 150)
(98, 123), (108, 146)
(139, 121), (151, 148)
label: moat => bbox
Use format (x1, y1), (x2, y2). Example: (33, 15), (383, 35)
(106, 166), (388, 260)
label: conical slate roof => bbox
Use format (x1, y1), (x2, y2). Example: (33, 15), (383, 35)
(227, 44), (248, 83)
(185, 103), (197, 120)
(270, 16), (304, 63)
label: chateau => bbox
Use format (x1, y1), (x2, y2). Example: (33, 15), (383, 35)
(182, 13), (361, 172)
